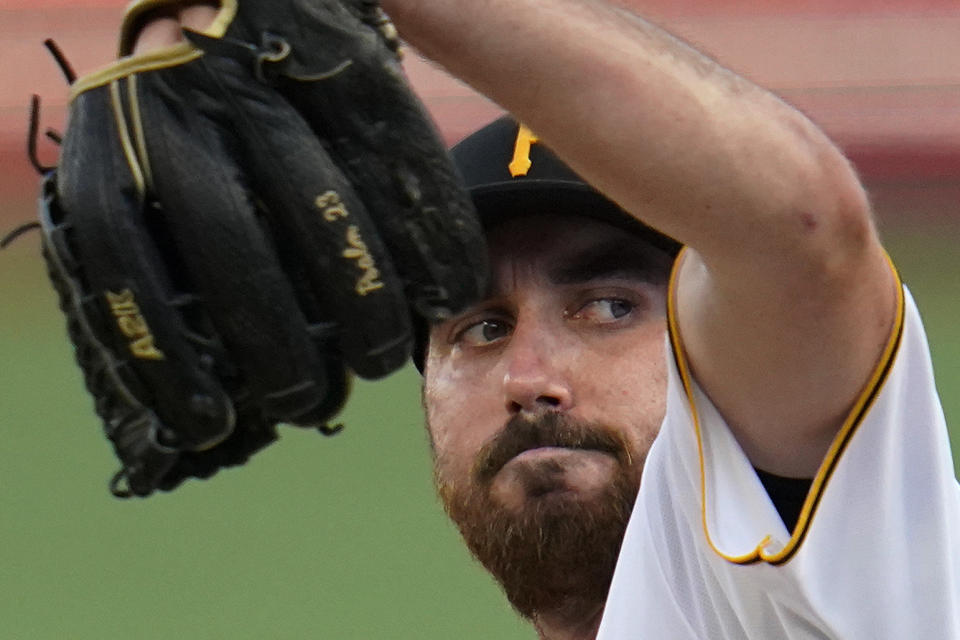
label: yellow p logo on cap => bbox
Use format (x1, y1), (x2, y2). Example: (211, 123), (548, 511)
(508, 124), (539, 177)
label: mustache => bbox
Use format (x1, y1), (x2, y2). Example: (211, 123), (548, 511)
(472, 412), (631, 483)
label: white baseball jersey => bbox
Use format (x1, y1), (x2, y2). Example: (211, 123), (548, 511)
(598, 261), (960, 639)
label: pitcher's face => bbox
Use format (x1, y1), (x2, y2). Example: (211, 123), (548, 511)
(423, 213), (672, 618)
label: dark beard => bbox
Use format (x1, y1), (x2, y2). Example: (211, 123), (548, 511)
(435, 413), (643, 622)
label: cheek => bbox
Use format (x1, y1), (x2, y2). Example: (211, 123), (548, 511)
(612, 342), (667, 407)
(424, 360), (502, 482)
(577, 328), (668, 434)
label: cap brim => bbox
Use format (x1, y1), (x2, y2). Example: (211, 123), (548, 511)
(470, 179), (682, 257)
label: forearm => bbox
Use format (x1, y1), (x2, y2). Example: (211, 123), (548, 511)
(383, 0), (871, 269)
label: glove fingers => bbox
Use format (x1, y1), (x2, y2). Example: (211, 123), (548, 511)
(220, 0), (488, 322)
(188, 56), (415, 379)
(131, 69), (350, 420)
(287, 73), (488, 322)
(268, 1), (488, 321)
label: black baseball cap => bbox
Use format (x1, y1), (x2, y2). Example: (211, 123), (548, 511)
(413, 116), (681, 372)
(450, 116), (681, 256)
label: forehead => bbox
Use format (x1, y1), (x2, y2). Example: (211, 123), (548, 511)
(483, 213), (673, 293)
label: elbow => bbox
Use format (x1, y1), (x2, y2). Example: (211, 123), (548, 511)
(787, 140), (878, 278)
(792, 204), (876, 291)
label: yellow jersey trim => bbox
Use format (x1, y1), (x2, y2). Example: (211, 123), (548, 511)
(666, 248), (905, 566)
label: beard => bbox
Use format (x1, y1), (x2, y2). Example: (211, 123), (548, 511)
(433, 412), (646, 622)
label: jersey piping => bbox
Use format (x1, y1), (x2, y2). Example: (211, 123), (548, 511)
(665, 247), (905, 565)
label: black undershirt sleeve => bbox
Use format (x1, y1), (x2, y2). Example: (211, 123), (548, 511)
(754, 468), (814, 533)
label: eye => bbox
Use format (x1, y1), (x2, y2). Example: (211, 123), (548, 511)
(455, 318), (513, 347)
(570, 298), (635, 324)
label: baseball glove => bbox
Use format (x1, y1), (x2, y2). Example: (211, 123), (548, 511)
(36, 0), (486, 497)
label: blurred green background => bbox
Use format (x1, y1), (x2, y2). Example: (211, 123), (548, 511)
(1, 197), (958, 640)
(1, 236), (529, 639)
(2, 1), (960, 639)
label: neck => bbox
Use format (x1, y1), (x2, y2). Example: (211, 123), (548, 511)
(533, 602), (605, 640)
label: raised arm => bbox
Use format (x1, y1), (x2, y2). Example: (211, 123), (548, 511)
(140, 0), (897, 477)
(383, 0), (897, 477)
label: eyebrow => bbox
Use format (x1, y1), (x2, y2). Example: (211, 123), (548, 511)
(547, 239), (671, 286)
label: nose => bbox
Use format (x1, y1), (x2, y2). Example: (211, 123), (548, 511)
(502, 327), (573, 415)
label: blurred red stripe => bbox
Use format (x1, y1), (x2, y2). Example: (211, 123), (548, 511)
(9, 0), (960, 15)
(1, 0), (959, 200)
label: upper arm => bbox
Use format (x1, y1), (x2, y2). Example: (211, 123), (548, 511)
(672, 196), (900, 477)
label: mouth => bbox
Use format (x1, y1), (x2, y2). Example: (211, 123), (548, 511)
(509, 445), (569, 462)
(507, 445), (615, 465)
(477, 435), (624, 483)
(472, 413), (630, 484)
(492, 446), (626, 504)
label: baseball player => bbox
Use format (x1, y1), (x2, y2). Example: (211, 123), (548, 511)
(428, 117), (960, 639)
(389, 2), (960, 637)
(50, 0), (960, 638)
